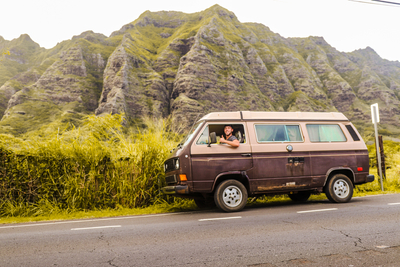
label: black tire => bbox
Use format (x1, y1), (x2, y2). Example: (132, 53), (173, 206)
(324, 174), (353, 203)
(288, 192), (311, 202)
(214, 180), (248, 212)
(194, 197), (216, 209)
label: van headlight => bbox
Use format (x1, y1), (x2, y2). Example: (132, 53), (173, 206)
(175, 158), (180, 170)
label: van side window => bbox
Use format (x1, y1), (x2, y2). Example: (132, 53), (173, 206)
(196, 124), (246, 145)
(345, 125), (361, 141)
(306, 124), (346, 142)
(255, 125), (303, 142)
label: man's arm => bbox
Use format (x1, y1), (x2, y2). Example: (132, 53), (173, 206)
(220, 136), (240, 148)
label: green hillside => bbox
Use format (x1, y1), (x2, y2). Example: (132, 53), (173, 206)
(1, 5), (399, 138)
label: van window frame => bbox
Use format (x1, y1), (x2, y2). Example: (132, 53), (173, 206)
(306, 123), (347, 143)
(182, 121), (205, 147)
(195, 122), (247, 145)
(254, 123), (304, 144)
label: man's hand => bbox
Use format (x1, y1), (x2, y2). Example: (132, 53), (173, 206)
(220, 135), (226, 143)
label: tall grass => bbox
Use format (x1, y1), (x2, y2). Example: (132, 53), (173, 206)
(1, 115), (399, 219)
(0, 114), (181, 217)
(356, 141), (400, 194)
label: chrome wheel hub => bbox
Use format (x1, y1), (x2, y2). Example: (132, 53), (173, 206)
(222, 185), (242, 207)
(333, 179), (349, 198)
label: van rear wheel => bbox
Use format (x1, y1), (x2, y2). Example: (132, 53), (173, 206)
(324, 174), (353, 203)
(214, 180), (248, 212)
(288, 192), (311, 202)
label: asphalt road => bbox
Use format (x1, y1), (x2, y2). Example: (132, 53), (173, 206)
(1, 194), (399, 267)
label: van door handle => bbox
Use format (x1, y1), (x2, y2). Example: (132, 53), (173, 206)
(241, 153), (252, 157)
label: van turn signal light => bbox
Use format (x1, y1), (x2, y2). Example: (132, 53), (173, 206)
(357, 167), (363, 172)
(179, 174), (187, 181)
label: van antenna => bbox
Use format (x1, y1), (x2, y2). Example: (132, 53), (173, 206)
(185, 113), (202, 136)
(189, 113), (201, 129)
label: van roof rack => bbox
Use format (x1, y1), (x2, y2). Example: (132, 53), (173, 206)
(200, 111), (349, 122)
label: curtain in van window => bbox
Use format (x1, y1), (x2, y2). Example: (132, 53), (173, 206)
(306, 124), (346, 142)
(256, 125), (281, 141)
(286, 125), (302, 141)
(255, 125), (302, 142)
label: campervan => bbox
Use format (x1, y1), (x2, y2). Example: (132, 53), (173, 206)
(162, 111), (374, 212)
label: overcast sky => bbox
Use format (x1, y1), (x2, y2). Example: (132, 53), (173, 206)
(2, 0), (400, 62)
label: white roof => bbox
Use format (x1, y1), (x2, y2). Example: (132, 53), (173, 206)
(199, 111), (349, 121)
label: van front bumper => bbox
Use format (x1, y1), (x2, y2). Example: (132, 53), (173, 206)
(367, 175), (375, 182)
(162, 185), (189, 195)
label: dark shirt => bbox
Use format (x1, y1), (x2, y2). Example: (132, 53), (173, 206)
(227, 135), (238, 142)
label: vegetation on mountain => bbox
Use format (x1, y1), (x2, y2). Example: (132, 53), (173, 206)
(0, 5), (399, 137)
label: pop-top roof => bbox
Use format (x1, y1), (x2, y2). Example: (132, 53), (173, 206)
(199, 111), (349, 122)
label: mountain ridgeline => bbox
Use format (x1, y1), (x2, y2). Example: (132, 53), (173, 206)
(1, 5), (400, 137)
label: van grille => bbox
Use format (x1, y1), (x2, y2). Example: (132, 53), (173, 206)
(165, 175), (177, 185)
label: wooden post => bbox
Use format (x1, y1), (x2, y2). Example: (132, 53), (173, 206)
(378, 135), (386, 180)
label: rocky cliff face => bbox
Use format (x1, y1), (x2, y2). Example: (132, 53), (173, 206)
(1, 5), (400, 136)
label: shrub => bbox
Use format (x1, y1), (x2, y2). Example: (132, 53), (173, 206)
(0, 114), (181, 216)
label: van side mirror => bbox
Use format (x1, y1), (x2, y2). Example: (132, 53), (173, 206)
(208, 132), (217, 147)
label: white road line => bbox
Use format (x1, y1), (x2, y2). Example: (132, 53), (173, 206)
(388, 203), (400, 205)
(297, 208), (338, 214)
(71, 225), (121, 231)
(376, 245), (390, 249)
(0, 213), (176, 229)
(199, 216), (242, 221)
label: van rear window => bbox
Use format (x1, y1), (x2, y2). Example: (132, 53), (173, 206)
(306, 124), (346, 142)
(255, 125), (303, 142)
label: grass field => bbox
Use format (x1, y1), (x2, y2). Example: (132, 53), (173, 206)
(0, 114), (399, 225)
(1, 167), (398, 225)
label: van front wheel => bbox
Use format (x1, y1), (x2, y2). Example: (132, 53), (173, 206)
(324, 174), (353, 203)
(214, 180), (248, 212)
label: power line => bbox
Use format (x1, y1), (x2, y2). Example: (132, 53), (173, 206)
(372, 0), (400, 5)
(349, 0), (400, 7)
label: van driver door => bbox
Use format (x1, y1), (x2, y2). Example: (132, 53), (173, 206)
(190, 122), (253, 192)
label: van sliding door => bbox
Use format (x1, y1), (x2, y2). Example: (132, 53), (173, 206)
(247, 122), (312, 192)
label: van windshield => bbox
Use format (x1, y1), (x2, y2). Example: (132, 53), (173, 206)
(181, 121), (204, 148)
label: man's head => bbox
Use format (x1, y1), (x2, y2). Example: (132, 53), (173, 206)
(224, 125), (234, 136)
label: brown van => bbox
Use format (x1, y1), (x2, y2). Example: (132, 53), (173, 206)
(162, 111), (374, 212)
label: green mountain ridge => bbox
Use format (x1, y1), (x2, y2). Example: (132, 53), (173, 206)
(1, 4), (399, 137)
